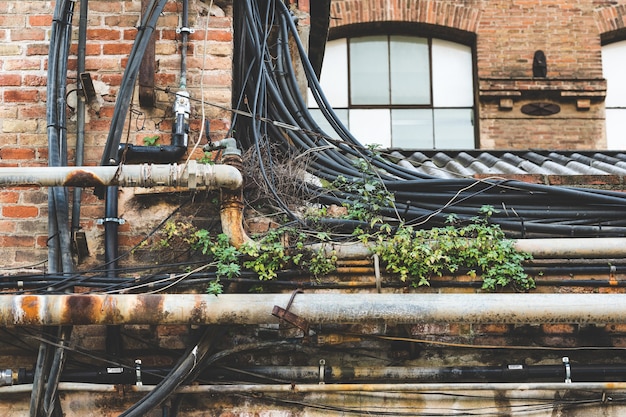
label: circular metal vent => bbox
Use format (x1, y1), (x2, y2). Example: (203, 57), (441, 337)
(520, 102), (561, 116)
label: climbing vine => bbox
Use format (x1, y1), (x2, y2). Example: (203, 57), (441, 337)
(192, 227), (337, 295)
(370, 209), (534, 291)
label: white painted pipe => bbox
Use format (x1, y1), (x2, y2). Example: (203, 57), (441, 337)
(312, 238), (626, 259)
(2, 293), (626, 326)
(514, 237), (626, 258)
(0, 160), (242, 190)
(0, 381), (624, 395)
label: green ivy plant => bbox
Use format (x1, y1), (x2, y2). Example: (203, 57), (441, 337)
(192, 228), (337, 295)
(371, 207), (534, 291)
(142, 135), (160, 146)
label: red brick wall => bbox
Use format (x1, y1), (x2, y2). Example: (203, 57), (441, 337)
(329, 0), (621, 150)
(0, 0), (233, 267)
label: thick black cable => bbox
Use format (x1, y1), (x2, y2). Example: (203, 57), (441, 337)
(99, 0), (168, 167)
(227, 0), (626, 238)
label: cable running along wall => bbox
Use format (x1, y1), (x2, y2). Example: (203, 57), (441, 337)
(232, 0), (626, 239)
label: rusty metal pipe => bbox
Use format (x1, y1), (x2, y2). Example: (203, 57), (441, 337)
(4, 293), (626, 326)
(0, 161), (242, 190)
(311, 239), (626, 260)
(1, 381), (626, 395)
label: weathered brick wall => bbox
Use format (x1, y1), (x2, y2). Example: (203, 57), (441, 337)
(0, 0), (233, 268)
(329, 0), (622, 150)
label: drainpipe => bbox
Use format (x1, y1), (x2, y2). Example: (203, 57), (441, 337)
(71, 0), (89, 261)
(207, 138), (252, 248)
(4, 293), (626, 326)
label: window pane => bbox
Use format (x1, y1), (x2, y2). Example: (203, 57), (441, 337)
(313, 38), (349, 108)
(433, 109), (474, 148)
(391, 109), (433, 148)
(432, 39), (474, 107)
(309, 108), (349, 141)
(603, 41), (626, 108)
(349, 109), (391, 148)
(350, 36), (390, 105)
(606, 109), (626, 150)
(390, 36), (430, 105)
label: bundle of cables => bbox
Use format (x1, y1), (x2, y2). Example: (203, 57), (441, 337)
(231, 0), (626, 238)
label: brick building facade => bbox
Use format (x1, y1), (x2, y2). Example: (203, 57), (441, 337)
(1, 1), (626, 416)
(326, 0), (624, 150)
(0, 0), (624, 266)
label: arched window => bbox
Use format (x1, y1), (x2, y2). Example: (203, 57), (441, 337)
(309, 35), (476, 149)
(602, 40), (626, 149)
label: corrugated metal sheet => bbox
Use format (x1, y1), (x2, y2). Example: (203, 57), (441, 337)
(389, 150), (626, 178)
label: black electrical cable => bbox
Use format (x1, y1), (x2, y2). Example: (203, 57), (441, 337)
(99, 0), (168, 168)
(229, 0), (626, 238)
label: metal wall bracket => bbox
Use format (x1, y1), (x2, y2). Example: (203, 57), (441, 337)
(271, 289), (310, 335)
(97, 217), (126, 225)
(176, 27), (195, 34)
(563, 356), (571, 383)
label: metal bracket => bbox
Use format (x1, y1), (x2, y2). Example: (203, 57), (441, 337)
(272, 289), (310, 336)
(135, 359), (142, 387)
(97, 217), (126, 225)
(562, 356), (571, 383)
(609, 265), (618, 286)
(319, 359), (326, 385)
(176, 26), (195, 34)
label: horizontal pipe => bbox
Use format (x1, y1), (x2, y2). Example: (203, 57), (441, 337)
(3, 293), (626, 326)
(312, 238), (626, 259)
(514, 237), (626, 258)
(211, 364), (626, 383)
(2, 382), (626, 395)
(8, 363), (625, 386)
(0, 161), (242, 190)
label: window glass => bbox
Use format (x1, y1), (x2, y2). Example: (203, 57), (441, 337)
(392, 109), (434, 148)
(310, 34), (476, 149)
(309, 108), (349, 140)
(432, 39), (474, 107)
(602, 41), (626, 149)
(349, 36), (390, 105)
(606, 109), (625, 150)
(349, 109), (392, 147)
(603, 41), (626, 108)
(313, 39), (349, 108)
(433, 109), (475, 148)
(390, 36), (430, 105)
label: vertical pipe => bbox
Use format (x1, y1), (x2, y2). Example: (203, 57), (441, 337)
(104, 186), (119, 278)
(179, 0), (189, 89)
(104, 185), (122, 357)
(71, 0), (88, 249)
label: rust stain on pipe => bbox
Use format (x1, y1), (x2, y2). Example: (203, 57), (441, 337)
(62, 295), (106, 325)
(19, 295), (41, 325)
(129, 294), (165, 324)
(63, 170), (107, 187)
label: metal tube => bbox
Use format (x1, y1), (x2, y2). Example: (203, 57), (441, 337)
(2, 381), (626, 395)
(514, 237), (626, 258)
(3, 293), (626, 326)
(0, 162), (242, 190)
(311, 239), (626, 260)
